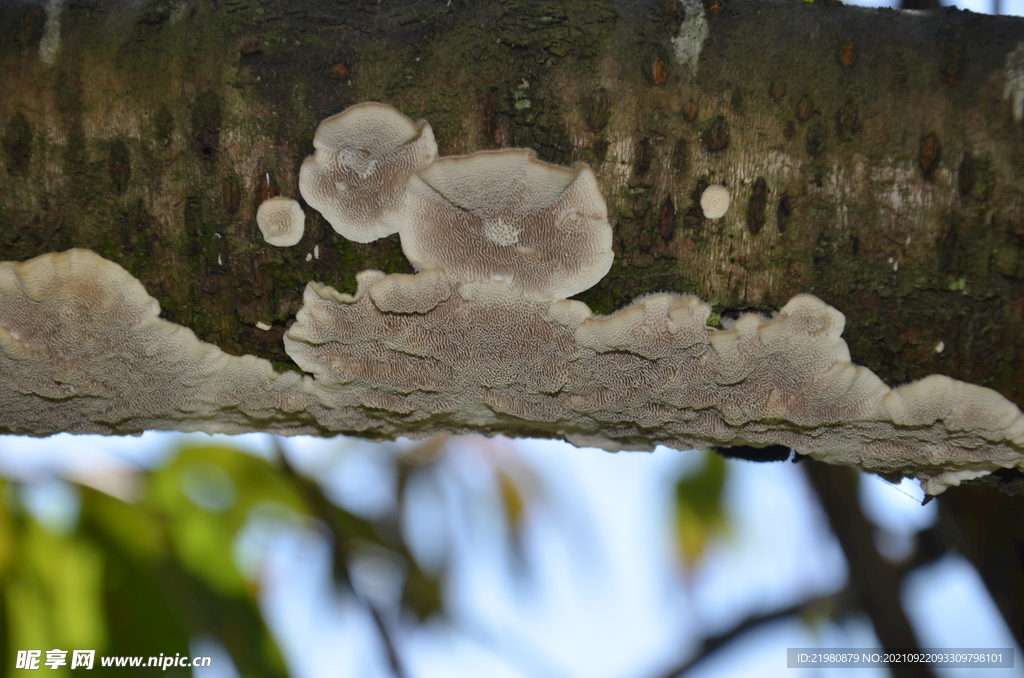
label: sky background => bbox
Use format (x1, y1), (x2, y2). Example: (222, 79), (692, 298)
(1, 430), (1022, 678)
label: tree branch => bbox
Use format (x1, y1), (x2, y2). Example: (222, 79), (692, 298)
(272, 438), (409, 678)
(803, 462), (936, 678)
(649, 594), (841, 678)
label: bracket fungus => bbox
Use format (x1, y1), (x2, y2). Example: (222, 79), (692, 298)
(298, 102), (438, 243)
(401, 150), (613, 300)
(0, 249), (321, 436)
(2, 103), (1024, 496)
(256, 196), (305, 247)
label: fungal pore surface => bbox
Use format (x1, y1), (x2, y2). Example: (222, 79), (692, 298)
(0, 250), (322, 436)
(256, 196), (305, 247)
(700, 184), (730, 219)
(2, 103), (1023, 496)
(298, 102), (438, 242)
(400, 150), (613, 300)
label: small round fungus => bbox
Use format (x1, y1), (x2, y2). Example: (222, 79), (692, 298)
(700, 184), (731, 219)
(401, 149), (613, 301)
(257, 197), (305, 247)
(299, 103), (437, 243)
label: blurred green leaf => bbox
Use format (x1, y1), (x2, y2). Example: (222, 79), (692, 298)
(13, 445), (296, 678)
(673, 453), (728, 567)
(0, 436), (461, 677)
(147, 444), (308, 596)
(4, 516), (107, 678)
(143, 444), (299, 677)
(82, 508), (192, 675)
(498, 470), (526, 538)
(402, 559), (444, 622)
(84, 488), (166, 562)
(0, 480), (15, 579)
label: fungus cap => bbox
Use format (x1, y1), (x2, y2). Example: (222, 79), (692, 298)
(3, 248), (1024, 495)
(256, 197), (305, 247)
(401, 149), (613, 300)
(299, 103), (438, 243)
(368, 270), (453, 314)
(0, 249), (320, 436)
(700, 184), (730, 219)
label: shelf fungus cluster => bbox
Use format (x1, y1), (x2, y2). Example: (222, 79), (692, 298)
(2, 104), (1024, 495)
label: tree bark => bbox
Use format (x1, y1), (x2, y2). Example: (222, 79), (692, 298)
(0, 0), (1022, 391)
(805, 462), (937, 678)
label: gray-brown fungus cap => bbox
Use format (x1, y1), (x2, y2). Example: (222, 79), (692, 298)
(400, 150), (613, 301)
(299, 103), (438, 243)
(257, 197), (305, 247)
(0, 249), (321, 436)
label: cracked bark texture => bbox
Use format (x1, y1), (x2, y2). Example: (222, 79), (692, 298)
(1, 0), (1023, 648)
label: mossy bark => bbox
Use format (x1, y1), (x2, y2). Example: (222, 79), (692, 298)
(2, 0), (1024, 395)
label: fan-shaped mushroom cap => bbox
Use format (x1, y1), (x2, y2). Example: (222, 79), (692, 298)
(256, 197), (305, 247)
(700, 184), (730, 219)
(0, 249), (320, 436)
(299, 103), (438, 243)
(400, 150), (613, 301)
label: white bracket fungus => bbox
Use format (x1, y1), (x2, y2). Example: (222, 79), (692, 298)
(700, 184), (730, 219)
(256, 196), (305, 247)
(298, 102), (438, 242)
(401, 150), (613, 301)
(0, 250), (321, 436)
(2, 104), (1023, 496)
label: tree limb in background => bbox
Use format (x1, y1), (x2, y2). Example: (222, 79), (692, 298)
(651, 592), (847, 678)
(272, 437), (411, 678)
(803, 462), (937, 678)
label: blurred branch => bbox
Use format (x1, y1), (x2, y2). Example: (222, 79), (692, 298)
(898, 525), (949, 575)
(360, 590), (409, 678)
(271, 437), (409, 678)
(937, 485), (1024, 648)
(654, 461), (955, 678)
(649, 592), (845, 678)
(803, 462), (937, 678)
